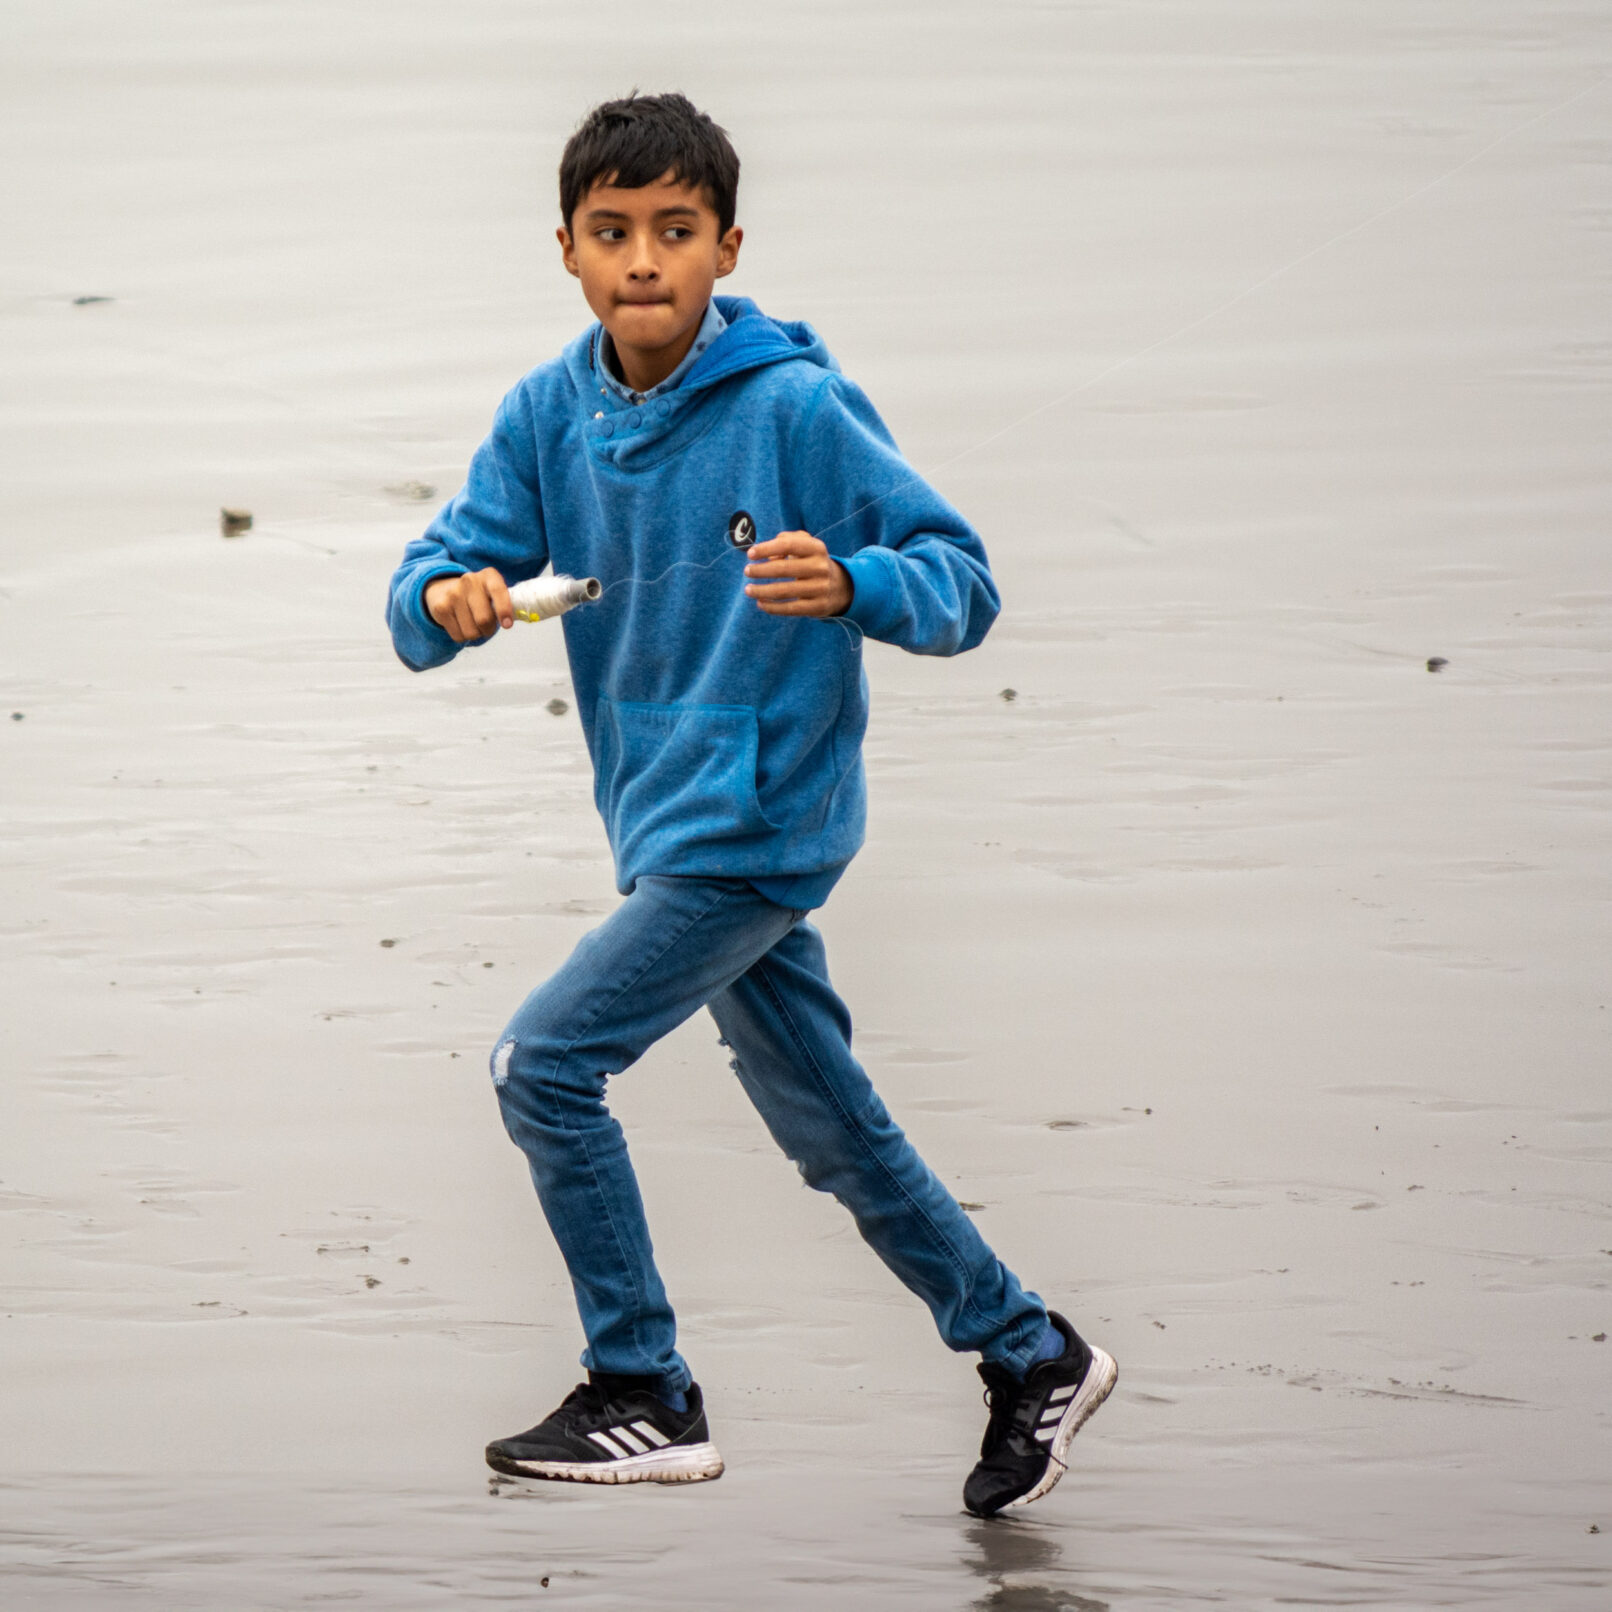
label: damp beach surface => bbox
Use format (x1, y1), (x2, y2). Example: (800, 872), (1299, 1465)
(3, 3), (1610, 1606)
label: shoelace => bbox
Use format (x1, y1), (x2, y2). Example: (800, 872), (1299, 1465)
(978, 1371), (1034, 1457)
(554, 1382), (616, 1431)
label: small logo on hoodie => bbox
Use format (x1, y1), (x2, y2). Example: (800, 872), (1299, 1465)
(727, 510), (757, 550)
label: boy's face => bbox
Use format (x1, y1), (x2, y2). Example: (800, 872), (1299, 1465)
(558, 173), (741, 375)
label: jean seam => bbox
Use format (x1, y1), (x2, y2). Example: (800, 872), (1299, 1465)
(537, 881), (749, 1373)
(748, 955), (990, 1332)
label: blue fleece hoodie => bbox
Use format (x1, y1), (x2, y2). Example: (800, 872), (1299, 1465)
(386, 295), (999, 908)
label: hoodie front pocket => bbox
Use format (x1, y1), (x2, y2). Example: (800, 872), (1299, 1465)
(593, 698), (776, 859)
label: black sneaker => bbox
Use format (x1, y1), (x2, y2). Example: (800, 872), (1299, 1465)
(963, 1312), (1117, 1517)
(485, 1374), (724, 1486)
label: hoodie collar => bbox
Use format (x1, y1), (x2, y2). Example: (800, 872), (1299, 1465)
(565, 297), (840, 466)
(593, 299), (728, 407)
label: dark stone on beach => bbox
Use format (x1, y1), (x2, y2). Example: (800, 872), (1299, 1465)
(379, 938), (397, 948)
(10, 712), (22, 721)
(1000, 687), (1017, 702)
(72, 295), (113, 305)
(1426, 656), (1448, 672)
(546, 698), (569, 716)
(384, 480), (437, 501)
(220, 507), (253, 537)
(958, 1201), (986, 1212)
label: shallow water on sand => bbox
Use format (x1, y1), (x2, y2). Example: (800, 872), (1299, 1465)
(3, 2), (1610, 1606)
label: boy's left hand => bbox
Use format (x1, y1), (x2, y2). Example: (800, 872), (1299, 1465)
(744, 532), (853, 618)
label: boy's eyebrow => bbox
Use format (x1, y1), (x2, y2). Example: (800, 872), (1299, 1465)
(582, 204), (704, 223)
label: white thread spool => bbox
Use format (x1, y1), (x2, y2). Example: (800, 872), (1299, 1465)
(508, 574), (602, 622)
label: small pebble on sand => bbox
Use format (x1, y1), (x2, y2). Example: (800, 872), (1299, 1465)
(379, 938), (397, 948)
(220, 508), (253, 537)
(384, 480), (437, 501)
(999, 687), (1017, 702)
(72, 294), (113, 305)
(546, 698), (570, 716)
(1426, 656), (1448, 673)
(10, 712), (22, 721)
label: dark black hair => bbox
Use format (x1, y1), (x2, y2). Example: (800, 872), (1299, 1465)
(559, 93), (740, 236)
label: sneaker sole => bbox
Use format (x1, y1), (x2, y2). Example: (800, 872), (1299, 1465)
(485, 1440), (725, 1486)
(1005, 1345), (1118, 1511)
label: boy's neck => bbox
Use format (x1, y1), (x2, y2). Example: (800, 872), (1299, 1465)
(606, 304), (709, 395)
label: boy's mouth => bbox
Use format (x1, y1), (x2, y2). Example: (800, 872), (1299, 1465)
(618, 293), (672, 306)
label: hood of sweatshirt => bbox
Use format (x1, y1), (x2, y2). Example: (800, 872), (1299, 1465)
(563, 296), (839, 472)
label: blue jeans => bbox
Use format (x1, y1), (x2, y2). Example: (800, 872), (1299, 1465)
(491, 875), (1047, 1396)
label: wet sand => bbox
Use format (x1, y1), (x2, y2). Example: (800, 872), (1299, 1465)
(3, 2), (1610, 1606)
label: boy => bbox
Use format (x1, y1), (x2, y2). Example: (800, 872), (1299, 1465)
(385, 93), (1114, 1517)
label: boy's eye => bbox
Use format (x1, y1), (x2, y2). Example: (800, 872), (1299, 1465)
(596, 227), (626, 242)
(664, 226), (693, 241)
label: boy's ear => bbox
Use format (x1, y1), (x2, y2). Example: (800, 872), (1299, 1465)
(557, 225), (580, 278)
(715, 224), (743, 281)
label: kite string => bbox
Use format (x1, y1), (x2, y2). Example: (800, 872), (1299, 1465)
(594, 546), (735, 600)
(589, 537), (867, 643)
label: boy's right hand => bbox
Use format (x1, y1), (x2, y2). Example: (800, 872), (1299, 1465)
(424, 568), (514, 642)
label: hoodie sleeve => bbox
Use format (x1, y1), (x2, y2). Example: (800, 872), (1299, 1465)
(795, 375), (1000, 656)
(385, 382), (549, 672)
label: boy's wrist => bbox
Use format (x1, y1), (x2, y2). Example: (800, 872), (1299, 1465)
(827, 559), (854, 617)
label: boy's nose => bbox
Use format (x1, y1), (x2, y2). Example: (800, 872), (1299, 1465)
(626, 241), (660, 280)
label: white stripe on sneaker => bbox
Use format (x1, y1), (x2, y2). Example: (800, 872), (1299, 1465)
(610, 1427), (649, 1455)
(1007, 1344), (1119, 1512)
(586, 1430), (630, 1457)
(632, 1421), (670, 1448)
